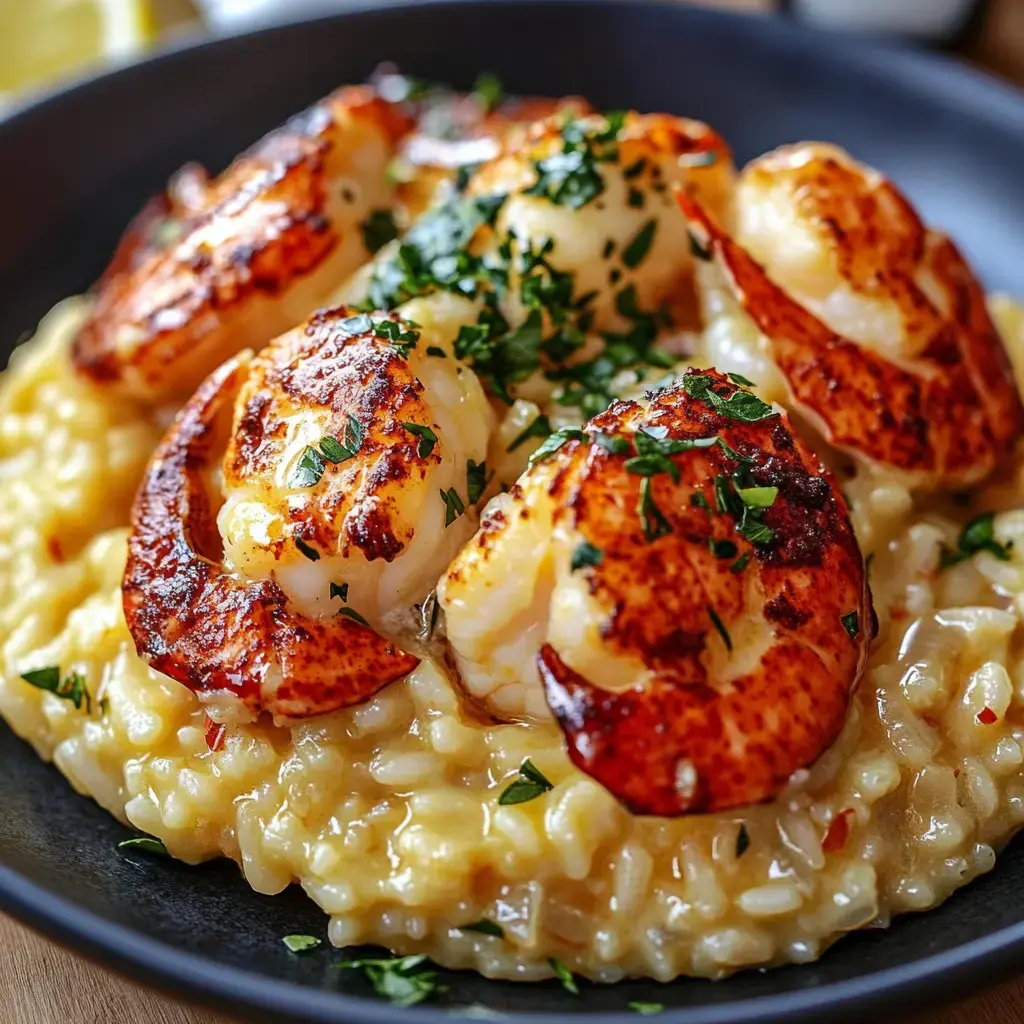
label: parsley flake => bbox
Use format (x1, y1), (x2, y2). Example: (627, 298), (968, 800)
(550, 958), (579, 995)
(708, 605), (732, 651)
(730, 552), (750, 574)
(688, 231), (711, 261)
(708, 537), (738, 559)
(727, 372), (756, 386)
(736, 823), (751, 858)
(472, 72), (503, 113)
(330, 582), (349, 602)
(319, 415), (364, 463)
(295, 537), (320, 562)
(841, 611), (860, 639)
(20, 667), (91, 713)
(508, 413), (552, 452)
(524, 114), (623, 210)
(336, 953), (439, 1007)
(288, 446), (326, 488)
(498, 758), (554, 805)
(681, 374), (775, 423)
(467, 459), (490, 504)
(571, 540), (603, 572)
(637, 477), (672, 543)
(528, 427), (586, 468)
(339, 607), (370, 627)
(629, 1002), (665, 1016)
(117, 836), (168, 857)
(621, 219), (657, 269)
(940, 512), (1013, 568)
(282, 934), (322, 954)
(627, 187), (645, 209)
(418, 591), (441, 642)
(426, 345), (447, 357)
(361, 209), (399, 254)
(462, 919), (504, 938)
(440, 487), (466, 527)
(736, 486), (778, 508)
(402, 422), (439, 458)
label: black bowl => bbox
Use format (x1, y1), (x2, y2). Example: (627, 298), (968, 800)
(3, 3), (1024, 1022)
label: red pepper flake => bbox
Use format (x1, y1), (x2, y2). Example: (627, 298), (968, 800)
(821, 808), (854, 853)
(205, 715), (226, 752)
(46, 536), (63, 563)
(953, 768), (962, 778)
(977, 706), (999, 726)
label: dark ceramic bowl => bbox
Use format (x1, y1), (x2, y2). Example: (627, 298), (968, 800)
(3, 2), (1024, 1022)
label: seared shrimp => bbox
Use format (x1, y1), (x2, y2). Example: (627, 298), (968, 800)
(123, 305), (492, 722)
(678, 143), (1023, 489)
(338, 110), (734, 421)
(440, 369), (873, 815)
(73, 86), (413, 404)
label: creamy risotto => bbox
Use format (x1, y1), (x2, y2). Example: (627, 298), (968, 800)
(3, 78), (1024, 989)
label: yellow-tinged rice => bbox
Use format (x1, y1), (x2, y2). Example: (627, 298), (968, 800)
(4, 296), (1024, 982)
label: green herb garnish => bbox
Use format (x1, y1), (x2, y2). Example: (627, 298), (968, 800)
(498, 758), (554, 805)
(20, 667), (91, 713)
(629, 1002), (665, 1016)
(508, 414), (552, 452)
(688, 231), (711, 261)
(319, 414), (364, 463)
(472, 72), (503, 112)
(402, 422), (439, 458)
(637, 477), (672, 543)
(730, 552), (750, 574)
(336, 954), (439, 1007)
(330, 582), (349, 602)
(940, 512), (1013, 568)
(681, 374), (775, 423)
(524, 113), (623, 210)
(295, 537), (320, 562)
(528, 427), (586, 468)
(736, 823), (750, 858)
(621, 219), (657, 269)
(550, 958), (579, 995)
(282, 934), (322, 954)
(361, 209), (399, 254)
(708, 538), (738, 559)
(467, 459), (490, 504)
(462, 919), (504, 938)
(289, 446), (326, 488)
(841, 611), (860, 639)
(735, 486), (778, 508)
(440, 487), (466, 527)
(708, 605), (732, 651)
(117, 836), (168, 857)
(727, 372), (756, 386)
(570, 540), (604, 572)
(339, 607), (370, 627)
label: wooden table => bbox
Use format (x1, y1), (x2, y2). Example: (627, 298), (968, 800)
(7, 0), (1024, 1021)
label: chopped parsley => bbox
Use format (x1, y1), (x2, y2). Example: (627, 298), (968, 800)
(508, 414), (552, 452)
(688, 231), (711, 261)
(627, 187), (644, 209)
(629, 1002), (665, 1016)
(426, 345), (447, 357)
(602, 238), (616, 258)
(736, 485), (778, 508)
(467, 459), (490, 504)
(320, 415), (365, 464)
(472, 72), (503, 112)
(595, 431), (631, 455)
(708, 538), (738, 559)
(940, 512), (1013, 568)
(288, 446), (326, 488)
(708, 605), (732, 651)
(498, 758), (554, 805)
(524, 113), (624, 210)
(402, 422), (439, 458)
(20, 667), (91, 713)
(621, 219), (657, 269)
(282, 934), (322, 954)
(456, 308), (545, 405)
(730, 552), (750, 574)
(117, 836), (168, 857)
(841, 611), (860, 639)
(336, 953), (439, 1007)
(570, 540), (604, 572)
(330, 582), (349, 602)
(550, 958), (579, 995)
(360, 209), (399, 254)
(528, 427), (586, 468)
(440, 487), (466, 527)
(691, 491), (711, 511)
(462, 919), (504, 938)
(727, 372), (756, 386)
(373, 317), (421, 358)
(681, 374), (775, 423)
(339, 607), (370, 627)
(295, 537), (320, 562)
(736, 824), (751, 858)
(623, 157), (647, 179)
(637, 477), (672, 543)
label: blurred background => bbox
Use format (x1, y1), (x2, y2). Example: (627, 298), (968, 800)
(2, 0), (1024, 115)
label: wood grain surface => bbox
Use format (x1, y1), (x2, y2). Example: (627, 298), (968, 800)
(6, 1), (1024, 1023)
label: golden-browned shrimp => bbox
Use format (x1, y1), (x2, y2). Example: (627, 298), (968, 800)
(678, 143), (1024, 489)
(336, 110), (735, 424)
(439, 369), (873, 815)
(123, 305), (492, 723)
(395, 92), (594, 223)
(73, 86), (413, 404)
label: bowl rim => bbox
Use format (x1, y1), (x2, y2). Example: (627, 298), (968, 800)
(3, 1), (1024, 1021)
